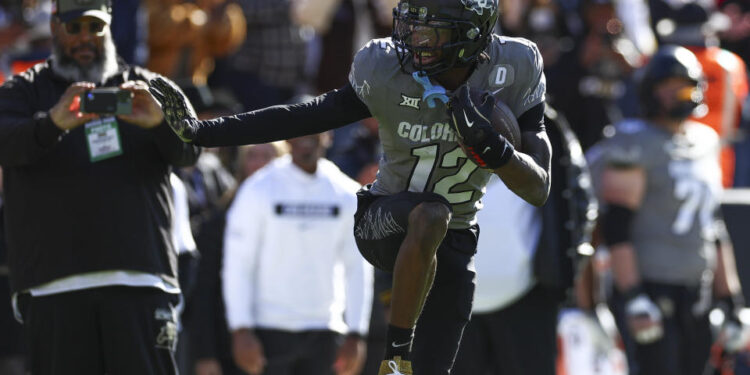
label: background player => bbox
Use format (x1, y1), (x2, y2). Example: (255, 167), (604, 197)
(588, 45), (747, 375)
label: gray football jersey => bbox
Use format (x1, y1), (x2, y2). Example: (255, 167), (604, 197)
(348, 35), (546, 229)
(588, 119), (722, 286)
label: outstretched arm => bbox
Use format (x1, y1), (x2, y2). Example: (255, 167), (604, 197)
(149, 78), (371, 147)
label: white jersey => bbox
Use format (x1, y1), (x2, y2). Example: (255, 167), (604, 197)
(222, 155), (373, 335)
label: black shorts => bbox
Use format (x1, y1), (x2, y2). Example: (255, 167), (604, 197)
(17, 286), (180, 375)
(353, 186), (476, 271)
(353, 186), (479, 374)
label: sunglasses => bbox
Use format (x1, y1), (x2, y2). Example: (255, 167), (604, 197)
(63, 20), (106, 35)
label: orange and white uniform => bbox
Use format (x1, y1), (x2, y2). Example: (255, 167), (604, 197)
(688, 46), (748, 187)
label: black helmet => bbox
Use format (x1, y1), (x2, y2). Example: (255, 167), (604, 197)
(392, 0), (499, 76)
(639, 45), (704, 119)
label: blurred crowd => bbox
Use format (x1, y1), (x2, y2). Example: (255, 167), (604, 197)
(1, 0), (750, 374)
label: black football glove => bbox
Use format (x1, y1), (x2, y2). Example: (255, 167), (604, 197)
(448, 84), (514, 169)
(148, 77), (199, 143)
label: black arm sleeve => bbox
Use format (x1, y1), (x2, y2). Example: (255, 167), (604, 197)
(195, 83), (372, 147)
(149, 122), (201, 167)
(518, 102), (545, 134)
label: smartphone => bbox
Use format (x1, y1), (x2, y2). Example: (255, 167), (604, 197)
(80, 88), (132, 115)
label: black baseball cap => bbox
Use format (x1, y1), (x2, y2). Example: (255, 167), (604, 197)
(53, 0), (112, 24)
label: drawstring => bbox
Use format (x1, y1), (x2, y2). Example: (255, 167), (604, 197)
(388, 360), (404, 375)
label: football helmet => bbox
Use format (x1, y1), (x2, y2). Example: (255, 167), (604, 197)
(392, 0), (499, 76)
(639, 45), (705, 120)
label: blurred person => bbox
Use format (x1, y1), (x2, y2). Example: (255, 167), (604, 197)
(328, 116), (381, 184)
(172, 173), (199, 298)
(718, 0), (750, 66)
(546, 0), (637, 151)
(174, 94), (240, 375)
(175, 88), (240, 231)
(148, 0), (552, 373)
(0, 0), (200, 373)
(0, 3), (28, 82)
(0, 164), (25, 375)
(291, 0), (356, 94)
(734, 96), (750, 187)
(613, 0), (657, 59)
(177, 150), (236, 236)
(223, 133), (372, 375)
(188, 142), (286, 375)
(648, 0), (748, 187)
(367, 0), (399, 37)
(453, 107), (597, 375)
(217, 0), (310, 111)
(170, 172), (202, 375)
(146, 0), (246, 86)
(236, 143), (283, 180)
(587, 46), (746, 375)
(557, 252), (629, 375)
(0, 1), (51, 83)
(514, 0), (569, 67)
(325, 115), (385, 375)
(110, 0), (146, 64)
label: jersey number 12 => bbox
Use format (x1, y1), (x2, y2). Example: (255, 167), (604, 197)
(408, 144), (478, 204)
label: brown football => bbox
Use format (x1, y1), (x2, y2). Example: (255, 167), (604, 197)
(469, 89), (522, 150)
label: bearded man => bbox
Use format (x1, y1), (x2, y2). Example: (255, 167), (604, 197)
(0, 1), (200, 374)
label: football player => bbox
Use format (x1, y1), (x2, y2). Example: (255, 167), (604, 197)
(588, 46), (746, 375)
(148, 0), (552, 373)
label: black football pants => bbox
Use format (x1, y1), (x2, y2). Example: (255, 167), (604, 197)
(452, 285), (560, 375)
(254, 329), (341, 375)
(17, 286), (180, 375)
(354, 189), (477, 375)
(610, 282), (712, 375)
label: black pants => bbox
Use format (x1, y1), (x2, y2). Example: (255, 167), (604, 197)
(452, 285), (560, 375)
(254, 329), (341, 375)
(354, 189), (477, 375)
(18, 286), (179, 375)
(610, 282), (712, 375)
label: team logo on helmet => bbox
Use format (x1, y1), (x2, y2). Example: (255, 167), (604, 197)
(460, 0), (496, 16)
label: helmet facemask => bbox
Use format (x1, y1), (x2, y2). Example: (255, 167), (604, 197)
(392, 1), (493, 76)
(638, 46), (705, 121)
(669, 81), (703, 119)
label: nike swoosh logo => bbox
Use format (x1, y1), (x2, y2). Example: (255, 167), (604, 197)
(483, 146), (491, 153)
(492, 87), (505, 95)
(463, 110), (474, 128)
(391, 341), (411, 348)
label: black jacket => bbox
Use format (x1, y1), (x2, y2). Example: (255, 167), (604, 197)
(533, 106), (598, 299)
(0, 60), (200, 293)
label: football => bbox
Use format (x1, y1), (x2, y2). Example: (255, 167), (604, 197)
(469, 89), (522, 150)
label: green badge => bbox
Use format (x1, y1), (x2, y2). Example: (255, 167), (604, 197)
(85, 116), (123, 162)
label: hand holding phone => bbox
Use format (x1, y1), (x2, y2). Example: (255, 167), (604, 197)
(80, 87), (133, 115)
(118, 80), (167, 129)
(49, 82), (98, 131)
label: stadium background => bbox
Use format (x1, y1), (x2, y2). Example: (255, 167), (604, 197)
(0, 0), (749, 374)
